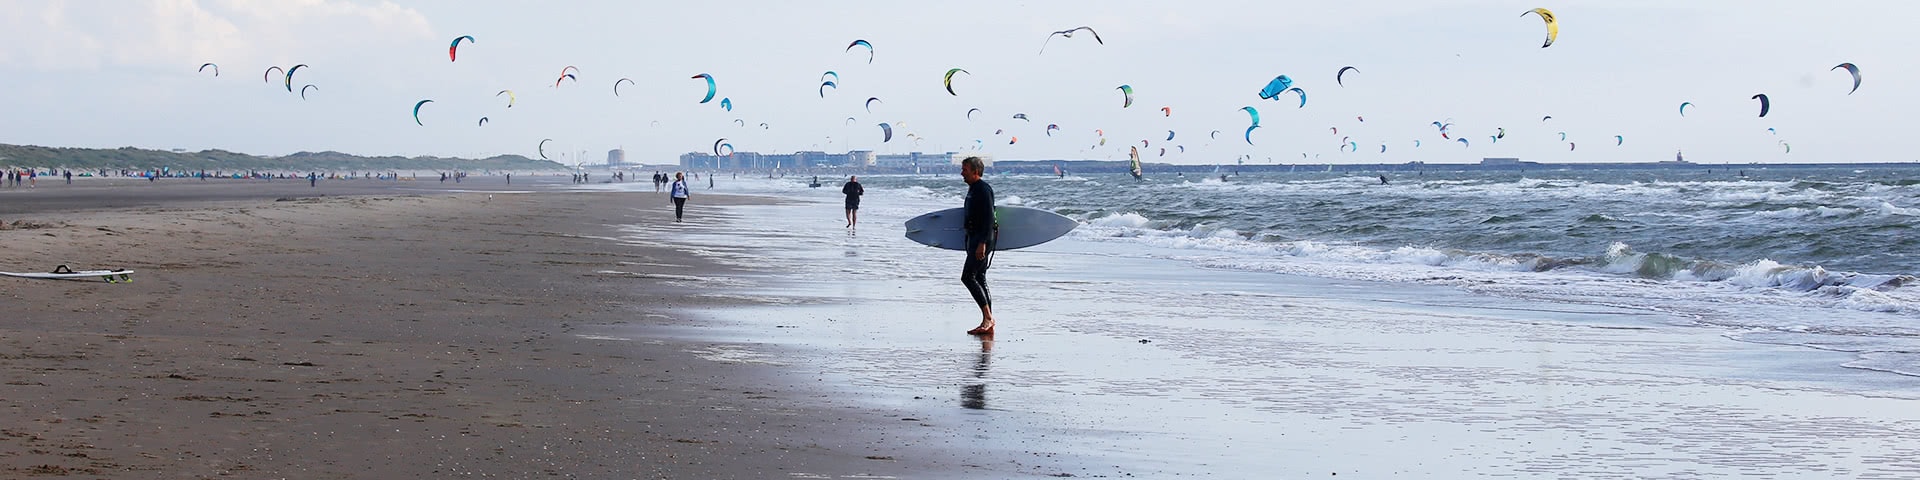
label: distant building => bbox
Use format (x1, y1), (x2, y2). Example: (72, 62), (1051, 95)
(607, 148), (626, 166)
(678, 150), (955, 170)
(1480, 157), (1543, 169)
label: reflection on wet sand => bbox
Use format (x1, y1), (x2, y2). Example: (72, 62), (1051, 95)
(961, 336), (992, 410)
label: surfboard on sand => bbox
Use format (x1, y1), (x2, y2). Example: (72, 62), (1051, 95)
(904, 206), (1077, 251)
(0, 265), (134, 283)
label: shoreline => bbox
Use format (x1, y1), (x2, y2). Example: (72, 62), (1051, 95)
(0, 183), (984, 478)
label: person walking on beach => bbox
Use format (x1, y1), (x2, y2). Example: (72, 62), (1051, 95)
(669, 172), (690, 223)
(959, 156), (996, 336)
(842, 175), (864, 228)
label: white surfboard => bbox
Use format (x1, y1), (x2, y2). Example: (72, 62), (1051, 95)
(904, 206), (1077, 251)
(1, 267), (134, 283)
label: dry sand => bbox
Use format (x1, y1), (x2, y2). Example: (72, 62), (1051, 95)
(0, 180), (979, 478)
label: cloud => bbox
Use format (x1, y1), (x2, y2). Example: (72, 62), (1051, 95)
(0, 0), (432, 71)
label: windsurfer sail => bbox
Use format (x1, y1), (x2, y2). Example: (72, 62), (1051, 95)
(1129, 147), (1144, 179)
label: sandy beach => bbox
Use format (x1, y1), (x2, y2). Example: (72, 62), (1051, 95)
(0, 178), (1002, 478)
(8, 175), (1920, 478)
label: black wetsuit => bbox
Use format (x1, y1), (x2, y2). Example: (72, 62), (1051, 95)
(841, 181), (864, 210)
(961, 179), (995, 308)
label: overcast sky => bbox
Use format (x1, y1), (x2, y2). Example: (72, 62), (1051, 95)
(0, 0), (1910, 166)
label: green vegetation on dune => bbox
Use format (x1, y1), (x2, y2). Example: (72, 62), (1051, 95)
(0, 144), (565, 171)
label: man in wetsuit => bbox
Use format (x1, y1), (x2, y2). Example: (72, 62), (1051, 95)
(959, 156), (995, 335)
(841, 175), (864, 228)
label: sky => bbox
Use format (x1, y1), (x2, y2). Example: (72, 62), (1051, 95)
(0, 0), (1913, 166)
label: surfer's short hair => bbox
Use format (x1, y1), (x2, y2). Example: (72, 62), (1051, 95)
(961, 156), (985, 172)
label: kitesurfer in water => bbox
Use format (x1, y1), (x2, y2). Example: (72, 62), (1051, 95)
(959, 157), (996, 335)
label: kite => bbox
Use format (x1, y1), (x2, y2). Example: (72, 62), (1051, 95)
(1569, 143), (1577, 151)
(411, 99), (432, 126)
(1380, 144), (1387, 153)
(449, 35), (475, 62)
(1166, 130), (1175, 141)
(1357, 116), (1365, 122)
(713, 138), (733, 156)
(1046, 124), (1060, 136)
(299, 84), (317, 100)
(1768, 127), (1777, 135)
(263, 66), (283, 84)
(477, 117), (488, 127)
(1178, 146), (1186, 153)
(1116, 85), (1133, 108)
(1457, 137), (1470, 147)
(878, 123), (892, 142)
(721, 98), (732, 111)
(1013, 113), (1029, 121)
(1258, 75), (1294, 100)
(1040, 26), (1103, 54)
(198, 63), (218, 76)
(1490, 136), (1499, 144)
(967, 108), (980, 120)
(553, 73), (577, 87)
(284, 64), (307, 92)
(1414, 140), (1421, 147)
(819, 81), (837, 97)
(1615, 135), (1624, 146)
(1558, 131), (1567, 141)
(944, 68), (969, 96)
(733, 119), (745, 127)
(821, 71), (838, 83)
(692, 74), (716, 103)
(1330, 127), (1338, 135)
(865, 97), (882, 113)
(1245, 125), (1259, 145)
(1541, 115), (1553, 122)
(1159, 148), (1166, 157)
(847, 117), (858, 125)
(1210, 130), (1220, 139)
(1679, 102), (1692, 116)
(1523, 8), (1558, 48)
(1496, 127), (1506, 139)
(1161, 106), (1172, 117)
(1336, 66), (1359, 86)
(614, 78), (635, 96)
(1010, 136), (1019, 145)
(538, 139), (553, 160)
(1096, 129), (1104, 136)
(1141, 140), (1150, 148)
(1832, 63), (1861, 94)
(847, 39), (874, 63)
(760, 123), (770, 129)
(1289, 88), (1307, 108)
(1753, 93), (1770, 117)
(1241, 106), (1261, 127)
(496, 90), (515, 108)
(1780, 141), (1791, 154)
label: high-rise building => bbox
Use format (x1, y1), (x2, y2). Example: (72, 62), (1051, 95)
(607, 148), (626, 166)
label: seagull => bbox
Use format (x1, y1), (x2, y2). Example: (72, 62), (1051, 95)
(1039, 26), (1103, 54)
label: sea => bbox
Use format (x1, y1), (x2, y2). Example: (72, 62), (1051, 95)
(592, 165), (1920, 475)
(644, 166), (1920, 372)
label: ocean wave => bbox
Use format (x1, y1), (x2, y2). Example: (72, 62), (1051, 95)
(1073, 211), (1919, 315)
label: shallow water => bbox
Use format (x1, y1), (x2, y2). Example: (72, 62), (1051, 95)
(594, 175), (1920, 476)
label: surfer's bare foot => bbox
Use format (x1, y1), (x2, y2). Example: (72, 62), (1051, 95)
(967, 322), (994, 335)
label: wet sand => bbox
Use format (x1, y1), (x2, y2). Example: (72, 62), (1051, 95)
(0, 179), (1009, 478)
